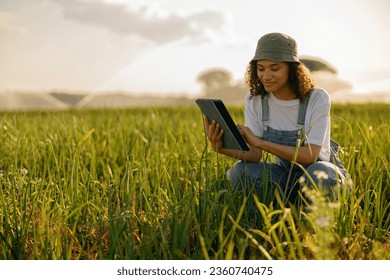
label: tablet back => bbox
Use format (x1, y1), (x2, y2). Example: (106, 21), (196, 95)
(196, 99), (249, 151)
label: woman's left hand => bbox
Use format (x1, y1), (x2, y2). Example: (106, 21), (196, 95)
(237, 125), (262, 148)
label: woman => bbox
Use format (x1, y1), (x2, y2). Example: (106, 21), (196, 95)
(205, 32), (351, 203)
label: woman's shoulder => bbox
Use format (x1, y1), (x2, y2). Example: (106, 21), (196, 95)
(245, 91), (262, 105)
(244, 92), (263, 117)
(309, 87), (331, 105)
(311, 87), (329, 95)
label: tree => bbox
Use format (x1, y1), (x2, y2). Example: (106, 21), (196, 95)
(300, 56), (337, 74)
(197, 68), (233, 93)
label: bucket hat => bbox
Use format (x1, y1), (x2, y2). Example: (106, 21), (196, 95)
(252, 32), (300, 63)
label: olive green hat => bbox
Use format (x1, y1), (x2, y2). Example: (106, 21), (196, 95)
(251, 32), (300, 63)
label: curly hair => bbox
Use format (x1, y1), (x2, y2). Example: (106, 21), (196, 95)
(245, 60), (315, 100)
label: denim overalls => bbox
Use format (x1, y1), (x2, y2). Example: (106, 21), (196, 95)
(261, 93), (309, 173)
(227, 93), (351, 202)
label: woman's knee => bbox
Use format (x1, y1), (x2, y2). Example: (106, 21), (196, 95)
(226, 161), (287, 190)
(226, 161), (253, 189)
(301, 161), (344, 198)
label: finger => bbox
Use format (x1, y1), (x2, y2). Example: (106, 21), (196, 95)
(212, 123), (220, 139)
(204, 118), (211, 133)
(240, 126), (251, 135)
(217, 128), (224, 140)
(207, 120), (216, 137)
(204, 116), (210, 126)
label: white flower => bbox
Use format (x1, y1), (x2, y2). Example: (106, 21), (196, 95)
(328, 202), (340, 209)
(20, 168), (28, 176)
(316, 215), (331, 227)
(298, 176), (306, 184)
(313, 170), (329, 180)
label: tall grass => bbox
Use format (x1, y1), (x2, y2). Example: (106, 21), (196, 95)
(0, 103), (389, 259)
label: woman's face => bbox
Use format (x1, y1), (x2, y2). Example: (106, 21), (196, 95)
(256, 60), (290, 94)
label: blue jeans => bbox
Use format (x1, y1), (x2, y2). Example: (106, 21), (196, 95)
(226, 160), (350, 203)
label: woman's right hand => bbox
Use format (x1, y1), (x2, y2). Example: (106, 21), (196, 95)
(204, 117), (224, 152)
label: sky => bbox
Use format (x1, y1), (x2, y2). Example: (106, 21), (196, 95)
(1, 0), (390, 96)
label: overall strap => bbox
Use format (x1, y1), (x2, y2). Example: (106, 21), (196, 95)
(261, 94), (269, 121)
(261, 94), (269, 132)
(297, 91), (312, 126)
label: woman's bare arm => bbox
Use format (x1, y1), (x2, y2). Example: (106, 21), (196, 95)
(238, 125), (321, 165)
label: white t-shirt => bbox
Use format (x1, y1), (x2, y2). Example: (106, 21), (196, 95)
(244, 88), (331, 161)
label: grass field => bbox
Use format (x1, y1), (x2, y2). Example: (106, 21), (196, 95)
(0, 102), (389, 260)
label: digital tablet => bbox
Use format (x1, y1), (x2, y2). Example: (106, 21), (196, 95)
(196, 98), (249, 151)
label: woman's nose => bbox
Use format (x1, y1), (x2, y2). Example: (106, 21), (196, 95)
(262, 69), (272, 81)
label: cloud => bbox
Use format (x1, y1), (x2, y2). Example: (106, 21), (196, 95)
(55, 0), (226, 44)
